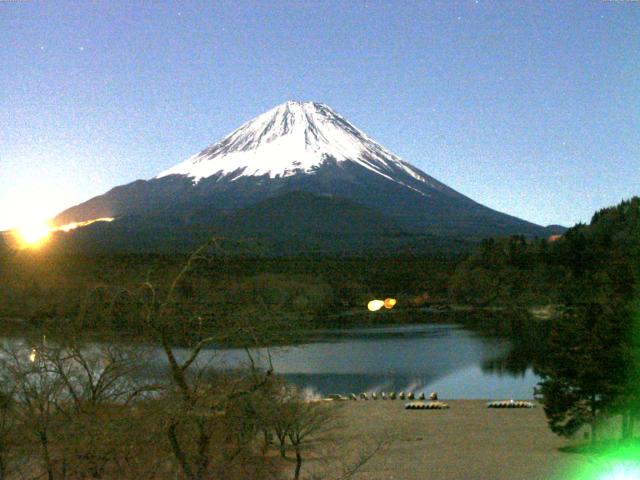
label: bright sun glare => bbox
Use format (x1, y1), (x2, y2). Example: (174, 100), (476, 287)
(9, 217), (115, 249)
(16, 221), (51, 247)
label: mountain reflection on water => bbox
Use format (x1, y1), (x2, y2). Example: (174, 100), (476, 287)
(171, 319), (546, 399)
(1, 316), (548, 400)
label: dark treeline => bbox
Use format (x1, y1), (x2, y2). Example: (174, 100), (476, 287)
(0, 249), (459, 333)
(453, 197), (640, 442)
(449, 235), (564, 307)
(537, 198), (640, 444)
(450, 198), (639, 309)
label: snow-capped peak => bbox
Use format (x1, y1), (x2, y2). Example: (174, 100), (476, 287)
(156, 101), (435, 192)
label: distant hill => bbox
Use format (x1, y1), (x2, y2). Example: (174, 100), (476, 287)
(48, 191), (478, 256)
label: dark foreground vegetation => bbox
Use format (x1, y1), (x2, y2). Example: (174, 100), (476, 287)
(0, 243), (387, 480)
(0, 335), (383, 480)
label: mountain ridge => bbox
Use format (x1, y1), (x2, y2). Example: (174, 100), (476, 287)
(52, 100), (565, 252)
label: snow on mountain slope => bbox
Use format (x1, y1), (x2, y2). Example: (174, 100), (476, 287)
(157, 101), (441, 195)
(52, 99), (561, 244)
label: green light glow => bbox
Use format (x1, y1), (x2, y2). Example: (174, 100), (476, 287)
(598, 463), (640, 480)
(564, 442), (640, 480)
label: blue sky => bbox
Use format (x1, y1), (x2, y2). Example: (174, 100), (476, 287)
(1, 1), (638, 230)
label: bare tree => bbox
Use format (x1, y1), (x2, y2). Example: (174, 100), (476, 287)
(0, 336), (162, 480)
(309, 434), (391, 480)
(0, 382), (16, 480)
(139, 240), (280, 480)
(259, 383), (389, 480)
(1, 344), (65, 480)
(45, 341), (158, 478)
(287, 399), (337, 480)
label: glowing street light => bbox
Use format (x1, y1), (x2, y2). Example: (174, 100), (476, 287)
(367, 300), (384, 311)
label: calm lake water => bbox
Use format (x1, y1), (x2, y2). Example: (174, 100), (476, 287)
(2, 322), (543, 400)
(174, 323), (542, 399)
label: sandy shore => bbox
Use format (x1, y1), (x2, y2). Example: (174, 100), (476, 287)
(329, 400), (587, 480)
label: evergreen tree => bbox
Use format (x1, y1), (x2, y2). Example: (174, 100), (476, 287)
(538, 303), (626, 441)
(539, 197), (640, 441)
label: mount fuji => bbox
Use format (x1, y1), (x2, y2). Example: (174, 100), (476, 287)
(52, 101), (562, 253)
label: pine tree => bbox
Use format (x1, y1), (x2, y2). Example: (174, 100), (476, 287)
(538, 303), (626, 441)
(539, 197), (640, 442)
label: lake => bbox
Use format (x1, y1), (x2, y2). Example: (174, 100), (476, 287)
(172, 322), (543, 399)
(2, 321), (544, 400)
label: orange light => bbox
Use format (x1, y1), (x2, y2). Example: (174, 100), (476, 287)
(11, 217), (115, 249)
(384, 298), (397, 309)
(56, 217), (114, 232)
(15, 221), (51, 248)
